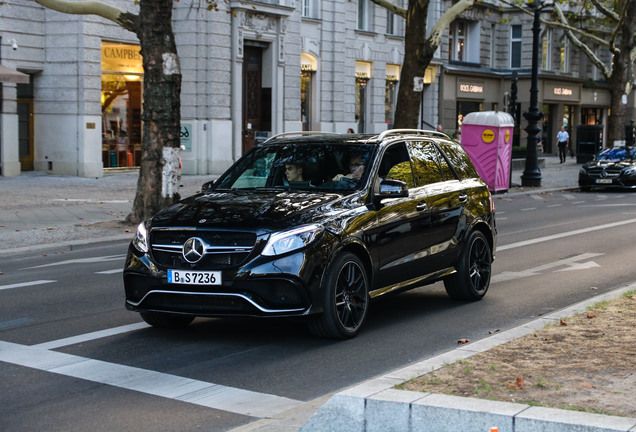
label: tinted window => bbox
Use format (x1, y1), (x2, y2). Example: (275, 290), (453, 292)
(215, 143), (375, 191)
(379, 142), (415, 188)
(408, 141), (454, 187)
(438, 141), (479, 179)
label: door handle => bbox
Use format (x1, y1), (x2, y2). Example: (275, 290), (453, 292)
(458, 193), (468, 203)
(416, 201), (427, 211)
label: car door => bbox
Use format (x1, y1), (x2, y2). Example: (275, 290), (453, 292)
(407, 139), (466, 271)
(369, 142), (439, 291)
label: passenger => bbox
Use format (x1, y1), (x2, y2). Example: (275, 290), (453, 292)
(285, 162), (304, 182)
(332, 155), (365, 183)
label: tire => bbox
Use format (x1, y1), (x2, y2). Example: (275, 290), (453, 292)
(309, 252), (369, 339)
(444, 231), (492, 301)
(140, 311), (194, 328)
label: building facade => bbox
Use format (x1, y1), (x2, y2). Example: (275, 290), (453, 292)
(0, 0), (629, 178)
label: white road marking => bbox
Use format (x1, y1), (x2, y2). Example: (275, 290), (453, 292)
(22, 255), (125, 269)
(32, 322), (150, 350)
(520, 207), (537, 211)
(95, 269), (122, 275)
(0, 280), (56, 291)
(499, 217), (636, 251)
(546, 204), (562, 208)
(491, 253), (603, 284)
(0, 340), (303, 418)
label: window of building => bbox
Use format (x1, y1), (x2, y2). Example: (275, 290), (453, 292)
(385, 64), (400, 128)
(450, 21), (466, 62)
(450, 20), (480, 63)
(510, 25), (522, 68)
(560, 38), (569, 72)
(541, 28), (552, 70)
(490, 24), (496, 68)
(357, 0), (374, 31)
(101, 41), (143, 169)
(301, 0), (319, 19)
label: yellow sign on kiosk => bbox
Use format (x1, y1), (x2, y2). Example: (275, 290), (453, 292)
(482, 129), (495, 143)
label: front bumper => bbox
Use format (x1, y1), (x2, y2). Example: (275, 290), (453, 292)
(123, 244), (327, 318)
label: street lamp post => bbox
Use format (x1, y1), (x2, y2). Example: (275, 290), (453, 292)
(521, 0), (544, 187)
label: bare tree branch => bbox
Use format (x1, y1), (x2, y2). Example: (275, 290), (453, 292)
(588, 0), (620, 21)
(33, 0), (138, 32)
(553, 4), (611, 80)
(427, 0), (472, 46)
(369, 0), (406, 19)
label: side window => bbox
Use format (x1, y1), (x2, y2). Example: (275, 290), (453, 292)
(407, 141), (455, 187)
(438, 141), (479, 179)
(379, 142), (415, 188)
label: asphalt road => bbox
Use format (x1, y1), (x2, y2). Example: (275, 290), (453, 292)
(1, 189), (635, 432)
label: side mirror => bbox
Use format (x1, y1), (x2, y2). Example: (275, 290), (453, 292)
(378, 179), (409, 198)
(201, 180), (215, 192)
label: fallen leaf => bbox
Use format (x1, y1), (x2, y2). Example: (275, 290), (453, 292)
(587, 312), (597, 319)
(560, 319), (568, 326)
(506, 376), (524, 389)
(488, 329), (500, 335)
(580, 382), (595, 388)
(457, 338), (470, 345)
(589, 286), (598, 290)
(124, 229), (132, 233)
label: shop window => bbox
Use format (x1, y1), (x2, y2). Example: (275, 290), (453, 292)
(385, 64), (400, 128)
(101, 42), (143, 169)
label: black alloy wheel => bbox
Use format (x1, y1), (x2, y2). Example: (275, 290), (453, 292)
(444, 230), (492, 301)
(309, 252), (369, 339)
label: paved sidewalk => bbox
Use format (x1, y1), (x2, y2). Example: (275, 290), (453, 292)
(0, 155), (580, 257)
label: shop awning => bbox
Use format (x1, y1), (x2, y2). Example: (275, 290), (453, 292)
(0, 64), (29, 83)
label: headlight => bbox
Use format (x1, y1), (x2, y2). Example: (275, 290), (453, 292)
(262, 224), (323, 256)
(622, 166), (636, 177)
(132, 222), (149, 253)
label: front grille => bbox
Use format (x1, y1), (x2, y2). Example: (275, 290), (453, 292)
(587, 168), (621, 178)
(149, 229), (257, 270)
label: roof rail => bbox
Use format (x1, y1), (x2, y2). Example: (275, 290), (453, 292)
(376, 129), (451, 142)
(264, 131), (340, 143)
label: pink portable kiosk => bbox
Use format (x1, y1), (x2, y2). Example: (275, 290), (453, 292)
(460, 111), (514, 192)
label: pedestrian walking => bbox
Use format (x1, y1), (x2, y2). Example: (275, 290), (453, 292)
(556, 126), (569, 163)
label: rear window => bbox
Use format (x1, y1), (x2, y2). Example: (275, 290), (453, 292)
(437, 141), (480, 179)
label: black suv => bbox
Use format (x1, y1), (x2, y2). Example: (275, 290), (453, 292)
(124, 129), (496, 338)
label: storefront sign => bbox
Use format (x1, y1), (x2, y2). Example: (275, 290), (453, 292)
(180, 123), (192, 151)
(458, 80), (485, 99)
(544, 81), (580, 102)
(102, 42), (143, 74)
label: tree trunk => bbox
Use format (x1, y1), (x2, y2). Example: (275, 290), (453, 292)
(126, 0), (182, 224)
(605, 0), (636, 146)
(394, 0), (432, 129)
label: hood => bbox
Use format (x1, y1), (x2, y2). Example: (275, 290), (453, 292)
(150, 190), (352, 231)
(585, 159), (634, 170)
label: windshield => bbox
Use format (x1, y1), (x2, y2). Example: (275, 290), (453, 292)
(214, 142), (375, 192)
(596, 147), (636, 161)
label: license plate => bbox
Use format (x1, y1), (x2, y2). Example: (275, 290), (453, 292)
(596, 178), (612, 184)
(167, 270), (222, 285)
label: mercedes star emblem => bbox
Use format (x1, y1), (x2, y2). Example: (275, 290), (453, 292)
(183, 237), (205, 263)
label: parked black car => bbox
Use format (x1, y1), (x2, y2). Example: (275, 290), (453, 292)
(579, 146), (636, 191)
(124, 129), (497, 338)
